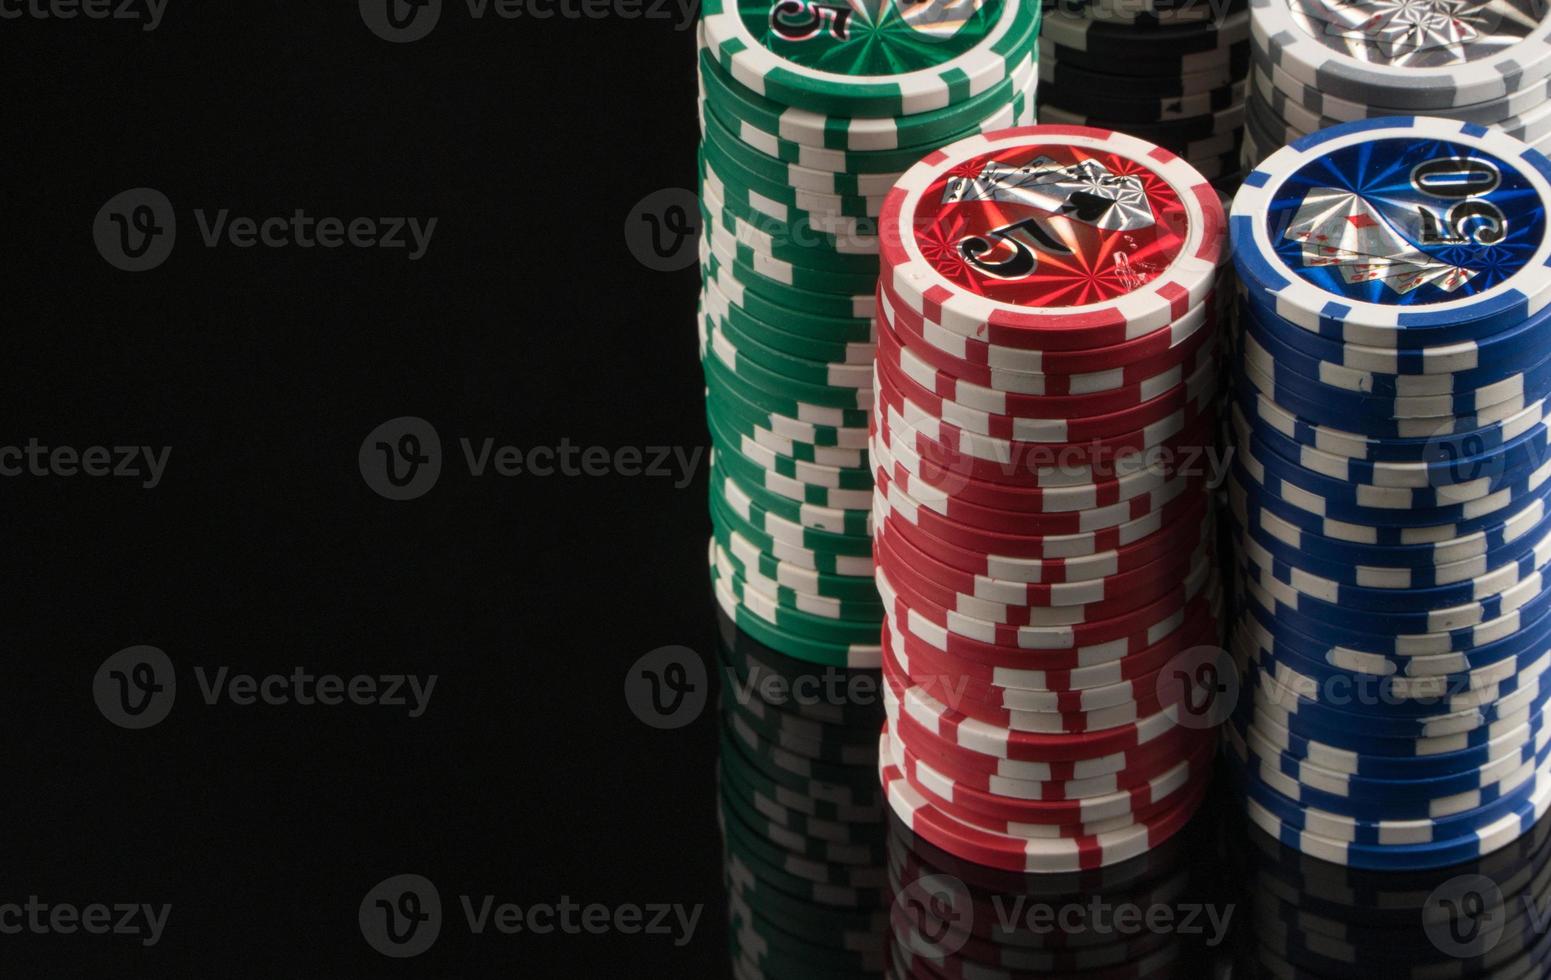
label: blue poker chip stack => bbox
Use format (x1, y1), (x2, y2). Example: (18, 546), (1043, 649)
(1225, 116), (1551, 871)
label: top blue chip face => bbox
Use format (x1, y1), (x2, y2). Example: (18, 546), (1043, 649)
(1268, 138), (1546, 307)
(1232, 117), (1551, 346)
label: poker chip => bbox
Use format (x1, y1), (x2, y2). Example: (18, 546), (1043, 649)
(877, 421), (1217, 520)
(1233, 717), (1551, 821)
(701, 0), (1041, 116)
(887, 594), (1223, 694)
(1233, 119), (1551, 340)
(1039, 79), (1248, 124)
(1255, 0), (1551, 109)
(868, 124), (1228, 871)
(1243, 0), (1551, 166)
(1039, 52), (1242, 95)
(1049, 0), (1239, 26)
(900, 712), (1216, 798)
(888, 710), (1217, 813)
(878, 507), (1215, 606)
(877, 487), (1213, 583)
(878, 730), (1210, 872)
(1039, 6), (1251, 64)
(1251, 69), (1551, 152)
(713, 467), (869, 552)
(1240, 799), (1551, 907)
(1237, 505), (1551, 609)
(1035, 3), (1251, 187)
(1227, 116), (1551, 870)
(697, 4), (1044, 670)
(881, 530), (1213, 633)
(1243, 769), (1551, 870)
(880, 129), (1225, 348)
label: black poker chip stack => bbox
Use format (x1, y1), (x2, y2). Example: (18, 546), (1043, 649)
(1037, 0), (1251, 195)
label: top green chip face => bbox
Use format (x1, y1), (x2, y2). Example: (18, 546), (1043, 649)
(700, 0), (1039, 117)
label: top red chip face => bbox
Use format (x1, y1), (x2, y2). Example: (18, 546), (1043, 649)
(880, 125), (1226, 352)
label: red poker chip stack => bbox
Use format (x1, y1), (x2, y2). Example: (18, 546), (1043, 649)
(869, 125), (1230, 872)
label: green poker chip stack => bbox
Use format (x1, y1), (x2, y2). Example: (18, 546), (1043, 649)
(696, 0), (1042, 668)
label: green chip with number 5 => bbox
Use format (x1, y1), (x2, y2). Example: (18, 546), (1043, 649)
(699, 0), (1041, 117)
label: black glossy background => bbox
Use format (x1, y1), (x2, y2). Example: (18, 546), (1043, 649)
(8, 4), (1545, 978)
(4, 4), (723, 975)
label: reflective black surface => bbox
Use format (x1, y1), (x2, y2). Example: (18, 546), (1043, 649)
(713, 615), (1551, 980)
(10, 5), (1551, 976)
